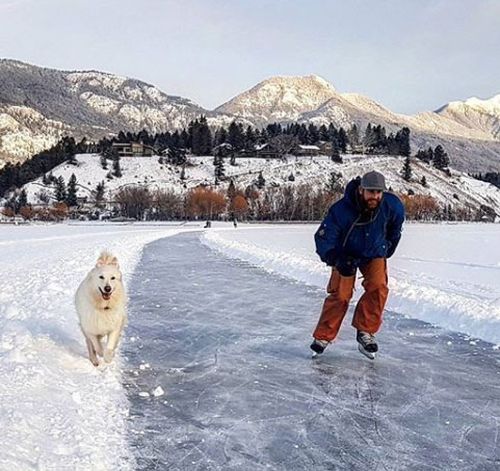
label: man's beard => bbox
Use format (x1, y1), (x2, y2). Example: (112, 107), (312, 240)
(362, 197), (381, 210)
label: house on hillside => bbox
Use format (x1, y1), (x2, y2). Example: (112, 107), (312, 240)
(213, 143), (234, 158)
(112, 142), (155, 157)
(255, 143), (280, 159)
(293, 144), (321, 157)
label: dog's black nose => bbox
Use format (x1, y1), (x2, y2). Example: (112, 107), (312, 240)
(104, 285), (112, 293)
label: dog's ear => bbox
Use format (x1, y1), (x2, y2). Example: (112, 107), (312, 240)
(96, 251), (120, 268)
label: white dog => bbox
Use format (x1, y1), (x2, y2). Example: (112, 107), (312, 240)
(75, 251), (127, 366)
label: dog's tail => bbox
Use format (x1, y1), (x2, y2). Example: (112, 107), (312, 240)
(96, 251), (119, 268)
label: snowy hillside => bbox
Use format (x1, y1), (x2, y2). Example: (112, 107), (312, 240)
(0, 59), (237, 164)
(20, 153), (500, 216)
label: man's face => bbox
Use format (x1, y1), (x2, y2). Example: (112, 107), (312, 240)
(359, 188), (383, 209)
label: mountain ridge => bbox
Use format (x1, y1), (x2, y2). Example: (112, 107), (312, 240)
(0, 59), (499, 172)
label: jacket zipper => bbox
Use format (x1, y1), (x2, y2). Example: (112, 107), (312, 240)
(342, 208), (381, 249)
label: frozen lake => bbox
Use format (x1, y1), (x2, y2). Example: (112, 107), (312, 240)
(124, 233), (500, 470)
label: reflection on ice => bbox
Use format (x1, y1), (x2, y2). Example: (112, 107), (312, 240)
(124, 234), (500, 470)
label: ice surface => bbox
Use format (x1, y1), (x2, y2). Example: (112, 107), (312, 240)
(203, 224), (500, 346)
(124, 233), (500, 470)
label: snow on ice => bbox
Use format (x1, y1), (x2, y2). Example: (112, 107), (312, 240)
(0, 221), (499, 469)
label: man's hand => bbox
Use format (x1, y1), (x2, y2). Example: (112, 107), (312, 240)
(336, 256), (359, 277)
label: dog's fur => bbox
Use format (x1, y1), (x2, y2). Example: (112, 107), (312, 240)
(75, 251), (127, 366)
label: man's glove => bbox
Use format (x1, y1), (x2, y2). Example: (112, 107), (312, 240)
(325, 249), (337, 267)
(335, 256), (359, 277)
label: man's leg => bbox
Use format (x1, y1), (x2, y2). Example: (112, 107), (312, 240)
(352, 258), (388, 334)
(313, 268), (355, 342)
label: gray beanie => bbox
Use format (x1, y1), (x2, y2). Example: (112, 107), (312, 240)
(360, 171), (387, 191)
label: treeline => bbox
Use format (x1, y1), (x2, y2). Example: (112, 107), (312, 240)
(4, 172), (495, 223)
(110, 182), (340, 222)
(0, 136), (89, 197)
(97, 118), (411, 157)
(415, 145), (450, 171)
(0, 118), (413, 198)
(471, 172), (500, 189)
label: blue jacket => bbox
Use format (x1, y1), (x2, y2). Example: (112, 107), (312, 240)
(315, 178), (405, 266)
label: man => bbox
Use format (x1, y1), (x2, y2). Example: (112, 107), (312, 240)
(311, 170), (405, 359)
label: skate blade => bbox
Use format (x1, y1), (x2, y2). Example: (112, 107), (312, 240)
(358, 343), (376, 360)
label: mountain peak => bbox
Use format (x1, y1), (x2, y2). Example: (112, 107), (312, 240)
(215, 74), (337, 124)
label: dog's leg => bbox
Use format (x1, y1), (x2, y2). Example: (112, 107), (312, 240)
(88, 335), (103, 359)
(96, 335), (104, 357)
(85, 337), (99, 366)
(103, 328), (122, 363)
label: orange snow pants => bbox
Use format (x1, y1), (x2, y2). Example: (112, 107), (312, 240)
(313, 258), (389, 342)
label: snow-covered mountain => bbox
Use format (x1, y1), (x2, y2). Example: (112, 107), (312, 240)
(20, 153), (500, 217)
(1, 60), (500, 173)
(436, 95), (500, 140)
(0, 59), (237, 164)
(218, 75), (500, 172)
(215, 75), (339, 125)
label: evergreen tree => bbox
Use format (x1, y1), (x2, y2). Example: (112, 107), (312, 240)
(112, 155), (122, 177)
(180, 129), (190, 149)
(331, 146), (343, 163)
(396, 127), (411, 156)
(421, 176), (428, 187)
(433, 145), (450, 170)
(336, 127), (348, 153)
(94, 181), (105, 207)
(319, 124), (330, 142)
(326, 172), (342, 193)
(199, 116), (213, 155)
(307, 123), (320, 144)
(214, 155), (225, 180)
(214, 127), (228, 146)
(227, 179), (236, 200)
(228, 121), (245, 151)
(167, 147), (187, 166)
(244, 126), (257, 151)
(401, 156), (412, 181)
(347, 124), (360, 148)
(100, 154), (108, 170)
(18, 189), (28, 209)
(256, 171), (266, 189)
(363, 123), (376, 151)
(288, 173), (295, 182)
(55, 176), (67, 202)
(66, 173), (78, 207)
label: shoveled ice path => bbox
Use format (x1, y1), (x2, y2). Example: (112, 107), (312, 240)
(124, 233), (500, 470)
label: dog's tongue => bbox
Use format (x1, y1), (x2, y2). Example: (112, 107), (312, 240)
(102, 293), (111, 301)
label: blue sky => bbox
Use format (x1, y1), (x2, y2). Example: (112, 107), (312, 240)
(0, 0), (498, 114)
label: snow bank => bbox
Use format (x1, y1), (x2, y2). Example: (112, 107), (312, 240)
(203, 223), (500, 346)
(0, 222), (200, 470)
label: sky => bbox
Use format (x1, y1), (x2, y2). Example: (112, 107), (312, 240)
(0, 0), (498, 114)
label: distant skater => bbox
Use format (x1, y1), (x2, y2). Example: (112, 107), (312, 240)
(311, 171), (405, 359)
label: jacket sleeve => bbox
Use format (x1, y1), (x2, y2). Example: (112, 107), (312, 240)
(314, 206), (343, 265)
(386, 197), (405, 258)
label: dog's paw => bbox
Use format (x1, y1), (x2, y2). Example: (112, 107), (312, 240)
(103, 348), (114, 363)
(90, 357), (99, 367)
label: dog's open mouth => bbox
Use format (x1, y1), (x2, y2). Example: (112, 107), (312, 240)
(99, 287), (112, 301)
